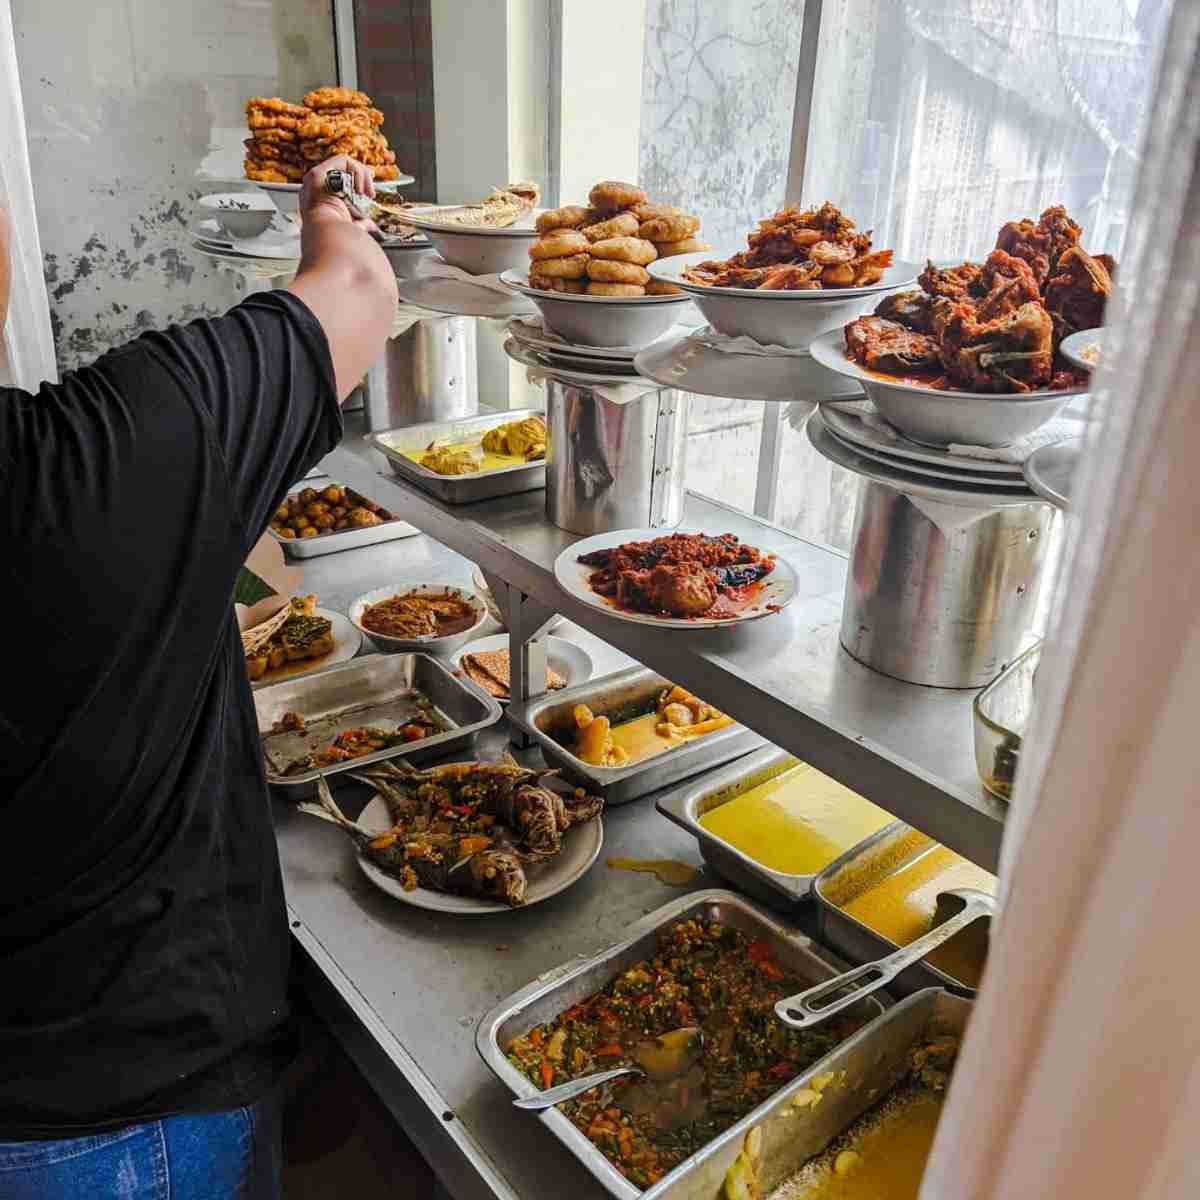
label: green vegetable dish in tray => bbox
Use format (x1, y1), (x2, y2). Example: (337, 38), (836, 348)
(506, 919), (871, 1189)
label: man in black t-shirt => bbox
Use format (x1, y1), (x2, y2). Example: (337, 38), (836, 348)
(0, 156), (397, 1198)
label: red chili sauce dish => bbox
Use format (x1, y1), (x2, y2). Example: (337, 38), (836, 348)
(577, 533), (776, 620)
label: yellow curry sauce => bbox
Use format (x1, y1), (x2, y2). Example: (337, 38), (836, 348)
(774, 1090), (945, 1200)
(407, 442), (528, 476)
(698, 764), (894, 876)
(830, 835), (995, 987)
(571, 687), (732, 768)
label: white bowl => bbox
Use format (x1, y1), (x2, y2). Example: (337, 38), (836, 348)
(404, 206), (541, 275)
(499, 270), (692, 348)
(809, 328), (1085, 448)
(349, 583), (489, 655)
(646, 251), (921, 350)
(198, 192), (275, 239)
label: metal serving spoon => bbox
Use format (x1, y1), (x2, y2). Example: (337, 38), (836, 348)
(513, 1026), (704, 1111)
(774, 887), (995, 1030)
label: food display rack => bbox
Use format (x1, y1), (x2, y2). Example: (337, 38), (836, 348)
(275, 417), (1007, 1200)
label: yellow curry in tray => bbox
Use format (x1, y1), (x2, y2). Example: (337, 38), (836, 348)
(409, 415), (547, 476)
(825, 832), (996, 988)
(570, 686), (732, 768)
(698, 764), (894, 877)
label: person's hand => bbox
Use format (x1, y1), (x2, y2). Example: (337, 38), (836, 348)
(299, 155), (377, 226)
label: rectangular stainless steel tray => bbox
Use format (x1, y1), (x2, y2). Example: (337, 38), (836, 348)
(653, 988), (971, 1200)
(254, 652), (502, 795)
(506, 666), (765, 804)
(475, 889), (885, 1200)
(370, 407), (547, 504)
(657, 747), (906, 908)
(813, 823), (993, 998)
(271, 478), (420, 558)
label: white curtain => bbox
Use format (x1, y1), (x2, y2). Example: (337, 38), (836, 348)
(921, 4), (1200, 1197)
(0, 0), (56, 389)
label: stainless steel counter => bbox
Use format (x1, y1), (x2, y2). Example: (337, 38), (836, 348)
(279, 415), (1003, 1200)
(279, 523), (734, 1200)
(322, 426), (1005, 872)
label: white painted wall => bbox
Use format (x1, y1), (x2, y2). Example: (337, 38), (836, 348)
(11, 0), (336, 371)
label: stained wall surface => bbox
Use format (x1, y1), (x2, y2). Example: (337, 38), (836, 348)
(11, 0), (336, 371)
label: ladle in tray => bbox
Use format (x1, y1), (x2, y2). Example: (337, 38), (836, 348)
(513, 1025), (703, 1111)
(774, 887), (995, 1030)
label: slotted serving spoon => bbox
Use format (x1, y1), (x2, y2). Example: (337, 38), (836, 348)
(774, 887), (995, 1029)
(513, 1026), (703, 1111)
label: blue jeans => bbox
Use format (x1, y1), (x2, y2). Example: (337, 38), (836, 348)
(0, 1100), (280, 1200)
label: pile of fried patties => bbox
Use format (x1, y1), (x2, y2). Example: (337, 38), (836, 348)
(244, 87), (401, 184)
(527, 180), (710, 296)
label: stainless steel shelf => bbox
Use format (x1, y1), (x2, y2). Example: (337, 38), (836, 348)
(323, 438), (1005, 872)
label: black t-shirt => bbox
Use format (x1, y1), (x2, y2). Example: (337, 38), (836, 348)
(0, 291), (342, 1137)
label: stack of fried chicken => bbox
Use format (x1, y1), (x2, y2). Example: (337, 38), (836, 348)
(845, 206), (1114, 393)
(683, 202), (893, 290)
(244, 87), (401, 184)
(528, 180), (709, 296)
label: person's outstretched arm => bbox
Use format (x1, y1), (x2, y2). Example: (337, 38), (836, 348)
(287, 155), (398, 401)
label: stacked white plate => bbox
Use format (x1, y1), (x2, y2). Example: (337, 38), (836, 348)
(190, 217), (301, 269)
(815, 405), (1034, 492)
(506, 316), (687, 375)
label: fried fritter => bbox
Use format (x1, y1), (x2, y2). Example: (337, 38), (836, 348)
(536, 205), (590, 233)
(244, 159), (306, 183)
(372, 163), (402, 181)
(586, 259), (650, 284)
(529, 229), (588, 259)
(530, 253), (590, 279)
(297, 108), (385, 140)
(303, 86), (372, 110)
(247, 126), (297, 145)
(246, 110), (307, 131)
(528, 275), (586, 294)
(589, 236), (657, 266)
(639, 212), (700, 242)
(588, 180), (647, 212)
(246, 96), (310, 118)
(645, 280), (684, 296)
(582, 211), (639, 242)
(244, 138), (305, 163)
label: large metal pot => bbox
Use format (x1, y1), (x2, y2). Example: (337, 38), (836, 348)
(364, 316), (478, 431)
(543, 377), (688, 535)
(808, 414), (1056, 688)
(841, 481), (1054, 687)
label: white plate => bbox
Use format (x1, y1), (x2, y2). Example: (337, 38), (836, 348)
(249, 608), (361, 689)
(356, 792), (603, 913)
(349, 583), (490, 655)
(450, 633), (593, 702)
(823, 428), (1030, 488)
(1059, 328), (1105, 373)
(648, 249), (922, 300)
(809, 329), (1083, 448)
(404, 205), (543, 237)
(503, 338), (646, 387)
(808, 415), (1038, 505)
(396, 275), (536, 319)
(192, 225), (300, 261)
(818, 404), (1025, 477)
(500, 270), (693, 349)
(634, 332), (863, 403)
(1023, 437), (1081, 510)
(554, 528), (799, 630)
(506, 316), (685, 364)
(646, 251), (919, 351)
(190, 246), (299, 273)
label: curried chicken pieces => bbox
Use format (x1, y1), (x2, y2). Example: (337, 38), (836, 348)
(845, 315), (940, 372)
(936, 300), (1054, 393)
(850, 204), (1111, 393)
(683, 202), (893, 291)
(995, 205), (1082, 285)
(1043, 246), (1114, 341)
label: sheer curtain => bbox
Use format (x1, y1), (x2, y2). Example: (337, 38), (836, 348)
(920, 4), (1200, 1196)
(0, 0), (55, 389)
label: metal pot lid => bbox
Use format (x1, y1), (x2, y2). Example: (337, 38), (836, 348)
(808, 411), (1043, 508)
(1023, 437), (1082, 511)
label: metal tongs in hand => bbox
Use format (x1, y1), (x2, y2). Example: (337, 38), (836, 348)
(323, 169), (386, 243)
